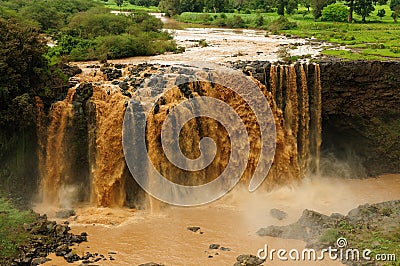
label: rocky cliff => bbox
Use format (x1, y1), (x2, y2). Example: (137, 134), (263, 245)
(232, 60), (400, 176)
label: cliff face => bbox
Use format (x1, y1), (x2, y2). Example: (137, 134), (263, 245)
(233, 60), (400, 176)
(319, 60), (400, 176)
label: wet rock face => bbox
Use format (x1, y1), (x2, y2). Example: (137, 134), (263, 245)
(232, 60), (400, 176)
(319, 60), (400, 175)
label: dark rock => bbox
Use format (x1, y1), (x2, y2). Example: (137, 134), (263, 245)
(119, 81), (129, 90)
(31, 257), (50, 265)
(62, 64), (82, 77)
(138, 263), (164, 266)
(187, 226), (201, 232)
(55, 209), (76, 219)
(270, 208), (288, 220)
(220, 247), (231, 251)
(114, 63), (126, 69)
(209, 244), (220, 249)
(234, 254), (265, 266)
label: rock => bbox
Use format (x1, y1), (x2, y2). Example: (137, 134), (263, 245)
(270, 208), (288, 220)
(220, 246), (231, 251)
(55, 209), (76, 219)
(119, 81), (129, 90)
(234, 254), (265, 266)
(61, 64), (82, 77)
(138, 263), (164, 266)
(114, 63), (126, 69)
(66, 253), (80, 263)
(31, 257), (50, 266)
(56, 244), (71, 256)
(55, 224), (69, 237)
(187, 226), (201, 232)
(256, 226), (283, 237)
(209, 244), (220, 249)
(74, 83), (93, 103)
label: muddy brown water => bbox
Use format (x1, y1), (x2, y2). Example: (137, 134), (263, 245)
(38, 174), (400, 265)
(37, 24), (398, 265)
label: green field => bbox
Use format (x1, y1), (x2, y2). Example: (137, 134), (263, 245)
(176, 4), (400, 60)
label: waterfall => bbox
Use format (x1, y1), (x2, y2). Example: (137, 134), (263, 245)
(88, 87), (128, 207)
(267, 63), (322, 177)
(37, 62), (323, 208)
(39, 88), (75, 205)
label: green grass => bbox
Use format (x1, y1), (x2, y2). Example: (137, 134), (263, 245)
(176, 4), (400, 60)
(0, 198), (34, 258)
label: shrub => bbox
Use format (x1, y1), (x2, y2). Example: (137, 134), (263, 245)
(227, 15), (245, 28)
(214, 17), (227, 26)
(267, 16), (297, 34)
(322, 4), (348, 22)
(377, 8), (386, 19)
(255, 14), (264, 27)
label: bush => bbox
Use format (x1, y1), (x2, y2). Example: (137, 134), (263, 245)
(227, 15), (245, 28)
(267, 16), (297, 34)
(255, 14), (264, 27)
(214, 17), (226, 26)
(322, 4), (348, 22)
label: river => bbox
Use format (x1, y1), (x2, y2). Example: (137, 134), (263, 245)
(37, 20), (399, 266)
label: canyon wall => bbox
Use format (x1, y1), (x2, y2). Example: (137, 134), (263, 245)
(233, 60), (400, 176)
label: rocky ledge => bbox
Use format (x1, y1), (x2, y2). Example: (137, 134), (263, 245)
(5, 213), (87, 265)
(257, 200), (400, 265)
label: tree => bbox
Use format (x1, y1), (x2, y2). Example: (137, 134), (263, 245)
(390, 0), (400, 10)
(300, 0), (311, 11)
(0, 18), (49, 127)
(286, 0), (298, 14)
(322, 3), (348, 21)
(204, 0), (229, 12)
(390, 0), (400, 22)
(346, 0), (354, 22)
(312, 0), (335, 19)
(116, 0), (124, 7)
(354, 0), (374, 22)
(377, 8), (385, 19)
(276, 0), (298, 15)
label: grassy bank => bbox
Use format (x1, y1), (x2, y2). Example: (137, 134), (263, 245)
(0, 198), (34, 259)
(177, 6), (400, 60)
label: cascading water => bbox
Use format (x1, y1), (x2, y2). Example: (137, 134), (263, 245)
(37, 62), (323, 208)
(39, 88), (75, 205)
(88, 87), (128, 207)
(267, 63), (322, 177)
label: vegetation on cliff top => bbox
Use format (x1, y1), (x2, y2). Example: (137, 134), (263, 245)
(0, 0), (177, 62)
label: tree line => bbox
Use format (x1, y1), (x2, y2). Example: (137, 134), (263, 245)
(150, 0), (400, 21)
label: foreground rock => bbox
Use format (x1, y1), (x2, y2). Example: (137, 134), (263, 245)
(257, 200), (400, 265)
(234, 254), (265, 266)
(9, 213), (88, 265)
